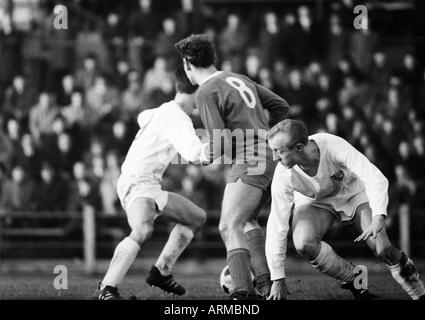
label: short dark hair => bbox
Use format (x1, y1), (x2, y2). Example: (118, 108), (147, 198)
(267, 119), (309, 146)
(174, 34), (217, 68)
(174, 62), (198, 94)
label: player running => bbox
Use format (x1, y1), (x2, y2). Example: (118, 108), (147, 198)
(266, 119), (425, 300)
(97, 65), (209, 300)
(175, 34), (290, 299)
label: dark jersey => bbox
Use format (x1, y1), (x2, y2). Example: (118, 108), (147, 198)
(195, 71), (290, 163)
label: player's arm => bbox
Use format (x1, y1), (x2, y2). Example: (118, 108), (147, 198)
(266, 166), (294, 299)
(254, 83), (290, 127)
(332, 137), (389, 241)
(162, 113), (209, 164)
(197, 90), (228, 163)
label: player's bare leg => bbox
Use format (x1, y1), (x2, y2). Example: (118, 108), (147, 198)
(219, 179), (264, 299)
(353, 203), (425, 300)
(146, 192), (207, 295)
(99, 197), (157, 299)
(292, 205), (374, 299)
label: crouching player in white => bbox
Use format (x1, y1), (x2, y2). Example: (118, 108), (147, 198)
(98, 65), (209, 300)
(266, 119), (425, 300)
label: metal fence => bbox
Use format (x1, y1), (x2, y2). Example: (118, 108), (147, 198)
(0, 205), (424, 274)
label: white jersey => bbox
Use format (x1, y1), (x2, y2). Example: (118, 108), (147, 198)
(120, 100), (208, 184)
(266, 133), (389, 280)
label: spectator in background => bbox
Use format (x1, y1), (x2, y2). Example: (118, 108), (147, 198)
(258, 11), (283, 69)
(104, 120), (132, 157)
(49, 132), (79, 177)
(114, 60), (130, 91)
(142, 57), (175, 106)
(284, 69), (315, 125)
(74, 54), (100, 90)
(29, 92), (58, 144)
(0, 118), (14, 170)
(313, 73), (336, 131)
(0, 163), (8, 209)
(349, 14), (379, 75)
(0, 165), (37, 214)
(122, 70), (148, 120)
(45, 13), (75, 93)
(85, 75), (120, 133)
(258, 67), (285, 100)
(219, 13), (250, 72)
(11, 133), (41, 180)
(154, 17), (180, 65)
(272, 60), (290, 90)
(291, 6), (321, 67)
(75, 22), (110, 73)
(412, 135), (425, 181)
(6, 118), (22, 152)
(0, 13), (21, 97)
(100, 151), (121, 215)
(280, 12), (297, 66)
(325, 14), (349, 70)
(104, 12), (126, 67)
(143, 56), (173, 95)
(36, 162), (69, 211)
(389, 165), (417, 218)
(21, 17), (50, 93)
(397, 141), (416, 173)
(398, 53), (422, 90)
(375, 87), (409, 129)
(67, 161), (101, 211)
(56, 74), (75, 107)
(61, 90), (86, 130)
(370, 52), (390, 97)
(127, 0), (158, 71)
(338, 75), (372, 113)
(330, 56), (354, 91)
(3, 75), (36, 128)
(244, 51), (262, 83)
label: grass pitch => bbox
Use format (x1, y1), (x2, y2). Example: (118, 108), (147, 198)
(0, 257), (421, 300)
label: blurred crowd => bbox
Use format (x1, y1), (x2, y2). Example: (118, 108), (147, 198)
(0, 0), (424, 221)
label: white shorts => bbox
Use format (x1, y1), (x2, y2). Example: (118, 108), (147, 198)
(116, 175), (169, 214)
(294, 190), (369, 228)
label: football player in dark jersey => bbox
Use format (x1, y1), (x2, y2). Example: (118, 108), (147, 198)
(175, 34), (290, 299)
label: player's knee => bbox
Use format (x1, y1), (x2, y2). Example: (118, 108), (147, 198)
(293, 233), (320, 259)
(219, 220), (239, 242)
(192, 209), (207, 231)
(129, 221), (154, 244)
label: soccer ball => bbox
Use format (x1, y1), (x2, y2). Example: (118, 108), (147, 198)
(219, 265), (256, 295)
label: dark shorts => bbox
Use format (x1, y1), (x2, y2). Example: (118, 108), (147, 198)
(226, 157), (277, 193)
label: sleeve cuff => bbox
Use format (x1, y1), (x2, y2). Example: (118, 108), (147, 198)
(270, 269), (286, 281)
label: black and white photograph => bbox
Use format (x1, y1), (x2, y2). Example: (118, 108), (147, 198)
(0, 0), (424, 312)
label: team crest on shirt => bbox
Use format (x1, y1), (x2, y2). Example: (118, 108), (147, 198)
(330, 170), (344, 181)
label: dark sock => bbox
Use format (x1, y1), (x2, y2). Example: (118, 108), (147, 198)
(245, 228), (270, 281)
(227, 248), (253, 293)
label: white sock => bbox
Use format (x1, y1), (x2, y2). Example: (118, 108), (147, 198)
(387, 258), (425, 300)
(101, 237), (140, 289)
(155, 224), (194, 276)
(310, 241), (356, 283)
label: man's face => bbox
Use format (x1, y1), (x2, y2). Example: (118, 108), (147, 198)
(268, 132), (300, 168)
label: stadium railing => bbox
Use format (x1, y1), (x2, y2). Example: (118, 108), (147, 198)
(0, 205), (424, 274)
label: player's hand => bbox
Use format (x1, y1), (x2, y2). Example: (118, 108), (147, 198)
(354, 214), (386, 242)
(267, 278), (288, 300)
